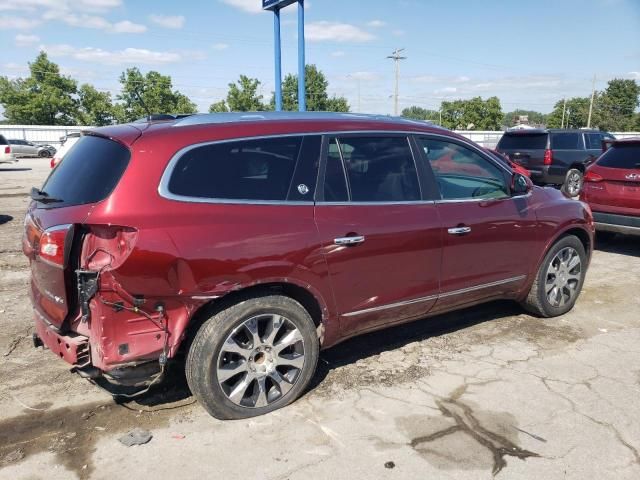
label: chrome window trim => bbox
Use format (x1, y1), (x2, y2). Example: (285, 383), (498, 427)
(341, 275), (526, 317)
(318, 200), (436, 206)
(158, 130), (513, 206)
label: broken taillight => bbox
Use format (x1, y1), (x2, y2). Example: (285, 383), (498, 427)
(38, 224), (72, 267)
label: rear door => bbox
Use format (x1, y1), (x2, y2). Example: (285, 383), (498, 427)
(584, 132), (604, 165)
(416, 135), (538, 311)
(314, 134), (442, 335)
(550, 132), (585, 172)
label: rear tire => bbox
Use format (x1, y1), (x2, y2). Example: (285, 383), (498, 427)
(522, 235), (587, 317)
(561, 168), (583, 197)
(186, 294), (319, 419)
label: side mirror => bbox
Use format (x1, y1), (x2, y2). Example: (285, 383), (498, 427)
(511, 173), (532, 196)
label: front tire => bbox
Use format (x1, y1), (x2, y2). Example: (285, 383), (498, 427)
(522, 235), (587, 317)
(561, 168), (583, 197)
(186, 294), (319, 419)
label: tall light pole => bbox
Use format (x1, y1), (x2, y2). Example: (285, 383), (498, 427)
(587, 74), (596, 128)
(387, 48), (406, 116)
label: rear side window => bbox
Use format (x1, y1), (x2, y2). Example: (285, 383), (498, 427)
(325, 136), (420, 202)
(0, 135), (7, 145)
(167, 136), (304, 201)
(585, 133), (603, 150)
(497, 133), (547, 150)
(551, 133), (582, 150)
(41, 135), (130, 207)
(597, 144), (640, 169)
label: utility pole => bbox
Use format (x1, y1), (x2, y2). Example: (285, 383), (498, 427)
(387, 48), (406, 116)
(561, 98), (567, 128)
(587, 74), (596, 128)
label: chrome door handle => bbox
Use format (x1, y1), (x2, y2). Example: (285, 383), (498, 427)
(334, 235), (365, 245)
(448, 226), (471, 235)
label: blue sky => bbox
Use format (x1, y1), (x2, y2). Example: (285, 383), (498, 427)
(1, 0), (639, 115)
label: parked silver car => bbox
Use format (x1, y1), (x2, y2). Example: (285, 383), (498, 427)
(7, 140), (55, 158)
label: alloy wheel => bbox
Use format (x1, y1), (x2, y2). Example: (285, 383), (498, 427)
(545, 246), (582, 307)
(216, 314), (305, 408)
(565, 171), (582, 197)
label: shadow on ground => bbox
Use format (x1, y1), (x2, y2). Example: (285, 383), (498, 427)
(594, 233), (640, 257)
(112, 300), (521, 408)
(0, 215), (13, 226)
(0, 168), (32, 172)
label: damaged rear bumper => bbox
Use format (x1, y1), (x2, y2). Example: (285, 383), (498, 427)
(33, 310), (90, 366)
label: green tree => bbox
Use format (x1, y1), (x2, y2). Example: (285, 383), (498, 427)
(221, 75), (266, 111)
(115, 67), (197, 122)
(597, 79), (639, 131)
(208, 100), (228, 113)
(271, 64), (350, 112)
(546, 97), (591, 129)
(76, 84), (114, 126)
(401, 106), (439, 121)
(440, 96), (503, 130)
(0, 51), (78, 125)
(503, 109), (548, 127)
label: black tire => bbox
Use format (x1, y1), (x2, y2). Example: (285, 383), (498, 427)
(186, 294), (319, 419)
(38, 150), (49, 158)
(561, 168), (583, 197)
(521, 235), (587, 317)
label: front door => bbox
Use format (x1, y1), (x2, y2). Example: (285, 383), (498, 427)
(314, 135), (442, 336)
(415, 136), (538, 311)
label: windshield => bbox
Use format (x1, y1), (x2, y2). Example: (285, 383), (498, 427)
(597, 144), (640, 169)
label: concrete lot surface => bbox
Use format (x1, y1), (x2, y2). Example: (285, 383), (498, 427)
(1, 158), (639, 480)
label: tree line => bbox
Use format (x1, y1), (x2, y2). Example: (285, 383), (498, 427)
(1, 52), (638, 131)
(0, 52), (349, 126)
(401, 78), (640, 131)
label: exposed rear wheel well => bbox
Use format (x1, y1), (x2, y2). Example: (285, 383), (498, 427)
(569, 163), (586, 172)
(179, 283), (324, 356)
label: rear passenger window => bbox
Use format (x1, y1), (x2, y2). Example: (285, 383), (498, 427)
(597, 144), (640, 169)
(585, 133), (603, 150)
(326, 136), (420, 202)
(551, 133), (582, 150)
(167, 136), (303, 201)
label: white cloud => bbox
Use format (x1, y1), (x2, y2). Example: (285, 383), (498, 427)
(220, 0), (264, 14)
(0, 16), (42, 29)
(366, 20), (385, 28)
(628, 71), (640, 80)
(15, 33), (40, 46)
(306, 21), (374, 43)
(149, 14), (185, 29)
(348, 71), (380, 81)
(212, 42), (229, 50)
(331, 50), (346, 57)
(42, 10), (145, 33)
(111, 20), (147, 33)
(0, 0), (122, 13)
(42, 44), (185, 65)
(436, 87), (458, 94)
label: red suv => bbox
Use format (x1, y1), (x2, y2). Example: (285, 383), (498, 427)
(23, 113), (594, 419)
(580, 138), (640, 237)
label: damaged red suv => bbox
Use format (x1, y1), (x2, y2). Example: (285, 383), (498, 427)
(24, 113), (594, 419)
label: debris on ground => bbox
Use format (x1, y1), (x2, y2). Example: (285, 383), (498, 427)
(118, 428), (153, 447)
(384, 461), (396, 469)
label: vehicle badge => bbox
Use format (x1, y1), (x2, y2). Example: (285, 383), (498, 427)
(297, 184), (309, 195)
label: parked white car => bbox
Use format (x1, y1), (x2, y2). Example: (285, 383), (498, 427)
(50, 133), (80, 168)
(0, 135), (17, 164)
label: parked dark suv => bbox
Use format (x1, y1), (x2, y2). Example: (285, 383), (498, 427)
(24, 113), (594, 419)
(496, 129), (615, 196)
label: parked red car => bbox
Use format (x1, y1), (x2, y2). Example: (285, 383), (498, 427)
(580, 137), (640, 237)
(24, 113), (594, 419)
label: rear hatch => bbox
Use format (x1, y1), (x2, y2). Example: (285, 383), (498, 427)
(496, 131), (548, 170)
(583, 143), (640, 211)
(23, 133), (134, 330)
